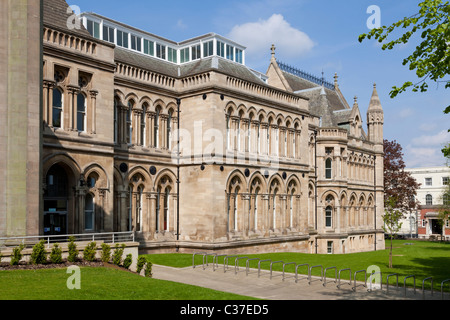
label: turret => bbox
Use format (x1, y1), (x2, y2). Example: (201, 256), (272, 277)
(367, 84), (384, 145)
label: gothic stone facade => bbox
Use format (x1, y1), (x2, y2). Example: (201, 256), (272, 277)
(33, 0), (385, 254)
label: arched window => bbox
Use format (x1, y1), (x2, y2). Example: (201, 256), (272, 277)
(141, 104), (147, 147)
(234, 187), (239, 231)
(156, 187), (161, 231)
(444, 194), (450, 206)
(167, 110), (173, 150)
(426, 194), (433, 205)
(126, 186), (133, 231)
(114, 99), (119, 144)
(154, 107), (160, 148)
(77, 93), (86, 132)
(226, 109), (232, 150)
(52, 88), (63, 128)
(272, 189), (277, 229)
(325, 206), (332, 228)
(325, 158), (332, 179)
(85, 194), (95, 231)
(136, 186), (143, 231)
(126, 101), (134, 145)
(164, 188), (170, 231)
(254, 188), (259, 230)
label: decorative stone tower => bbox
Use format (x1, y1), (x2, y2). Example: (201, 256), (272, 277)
(367, 83), (385, 250)
(367, 84), (384, 145)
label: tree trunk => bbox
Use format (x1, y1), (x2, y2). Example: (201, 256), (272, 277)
(389, 235), (393, 268)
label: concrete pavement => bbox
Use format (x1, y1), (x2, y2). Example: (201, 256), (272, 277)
(152, 264), (442, 300)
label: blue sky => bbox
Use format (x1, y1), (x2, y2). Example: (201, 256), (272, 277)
(71, 0), (450, 168)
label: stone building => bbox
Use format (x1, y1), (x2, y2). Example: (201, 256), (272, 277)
(401, 166), (450, 240)
(1, 0), (385, 254)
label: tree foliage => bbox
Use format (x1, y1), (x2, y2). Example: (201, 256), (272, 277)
(383, 196), (404, 268)
(384, 139), (421, 211)
(359, 1), (450, 156)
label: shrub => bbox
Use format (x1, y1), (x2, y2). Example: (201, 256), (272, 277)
(67, 236), (79, 262)
(136, 256), (146, 274)
(50, 243), (63, 264)
(10, 244), (25, 266)
(123, 253), (132, 270)
(83, 242), (97, 262)
(144, 261), (153, 278)
(30, 239), (48, 265)
(112, 244), (126, 266)
(101, 243), (111, 263)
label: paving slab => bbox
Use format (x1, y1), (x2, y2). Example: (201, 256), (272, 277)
(152, 264), (442, 301)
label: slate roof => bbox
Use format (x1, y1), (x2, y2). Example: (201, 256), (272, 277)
(43, 0), (92, 38)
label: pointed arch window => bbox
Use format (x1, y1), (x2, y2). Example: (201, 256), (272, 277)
(167, 110), (173, 150)
(141, 104), (147, 147)
(114, 99), (119, 144)
(126, 101), (134, 145)
(136, 186), (143, 231)
(154, 107), (160, 148)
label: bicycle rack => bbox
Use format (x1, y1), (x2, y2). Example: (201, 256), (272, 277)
(386, 273), (399, 294)
(352, 270), (367, 291)
(224, 255), (239, 273)
(422, 277), (433, 299)
(295, 263), (310, 284)
(337, 268), (352, 289)
(235, 256), (249, 275)
(213, 254), (228, 272)
(441, 279), (450, 300)
(323, 266), (337, 287)
(282, 262), (296, 281)
(203, 253), (217, 270)
(367, 271), (382, 292)
(309, 265), (324, 284)
(192, 252), (206, 268)
(258, 259), (272, 278)
(246, 258), (260, 276)
(270, 261), (284, 280)
(404, 275), (416, 297)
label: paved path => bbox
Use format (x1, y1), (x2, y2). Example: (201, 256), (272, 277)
(152, 264), (441, 301)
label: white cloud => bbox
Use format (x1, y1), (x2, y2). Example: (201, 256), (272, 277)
(405, 146), (447, 168)
(404, 130), (450, 168)
(411, 130), (450, 147)
(227, 14), (315, 64)
(398, 108), (414, 119)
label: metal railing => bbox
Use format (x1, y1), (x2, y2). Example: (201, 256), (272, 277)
(191, 253), (449, 300)
(0, 232), (135, 249)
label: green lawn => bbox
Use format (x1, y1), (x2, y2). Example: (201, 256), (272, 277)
(1, 240), (449, 300)
(0, 266), (258, 300)
(143, 240), (450, 291)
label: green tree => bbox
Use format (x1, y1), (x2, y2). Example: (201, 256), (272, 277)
(359, 1), (450, 156)
(383, 197), (404, 268)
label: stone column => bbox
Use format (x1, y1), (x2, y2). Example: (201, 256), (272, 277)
(89, 90), (98, 134)
(0, 0), (41, 237)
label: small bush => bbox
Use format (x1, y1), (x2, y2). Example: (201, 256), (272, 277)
(10, 244), (25, 266)
(50, 243), (63, 264)
(83, 242), (97, 262)
(101, 243), (111, 263)
(112, 244), (126, 266)
(136, 256), (146, 274)
(123, 253), (132, 270)
(67, 236), (79, 262)
(144, 261), (153, 278)
(31, 240), (48, 265)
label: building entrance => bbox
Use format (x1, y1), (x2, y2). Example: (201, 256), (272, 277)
(431, 219), (442, 235)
